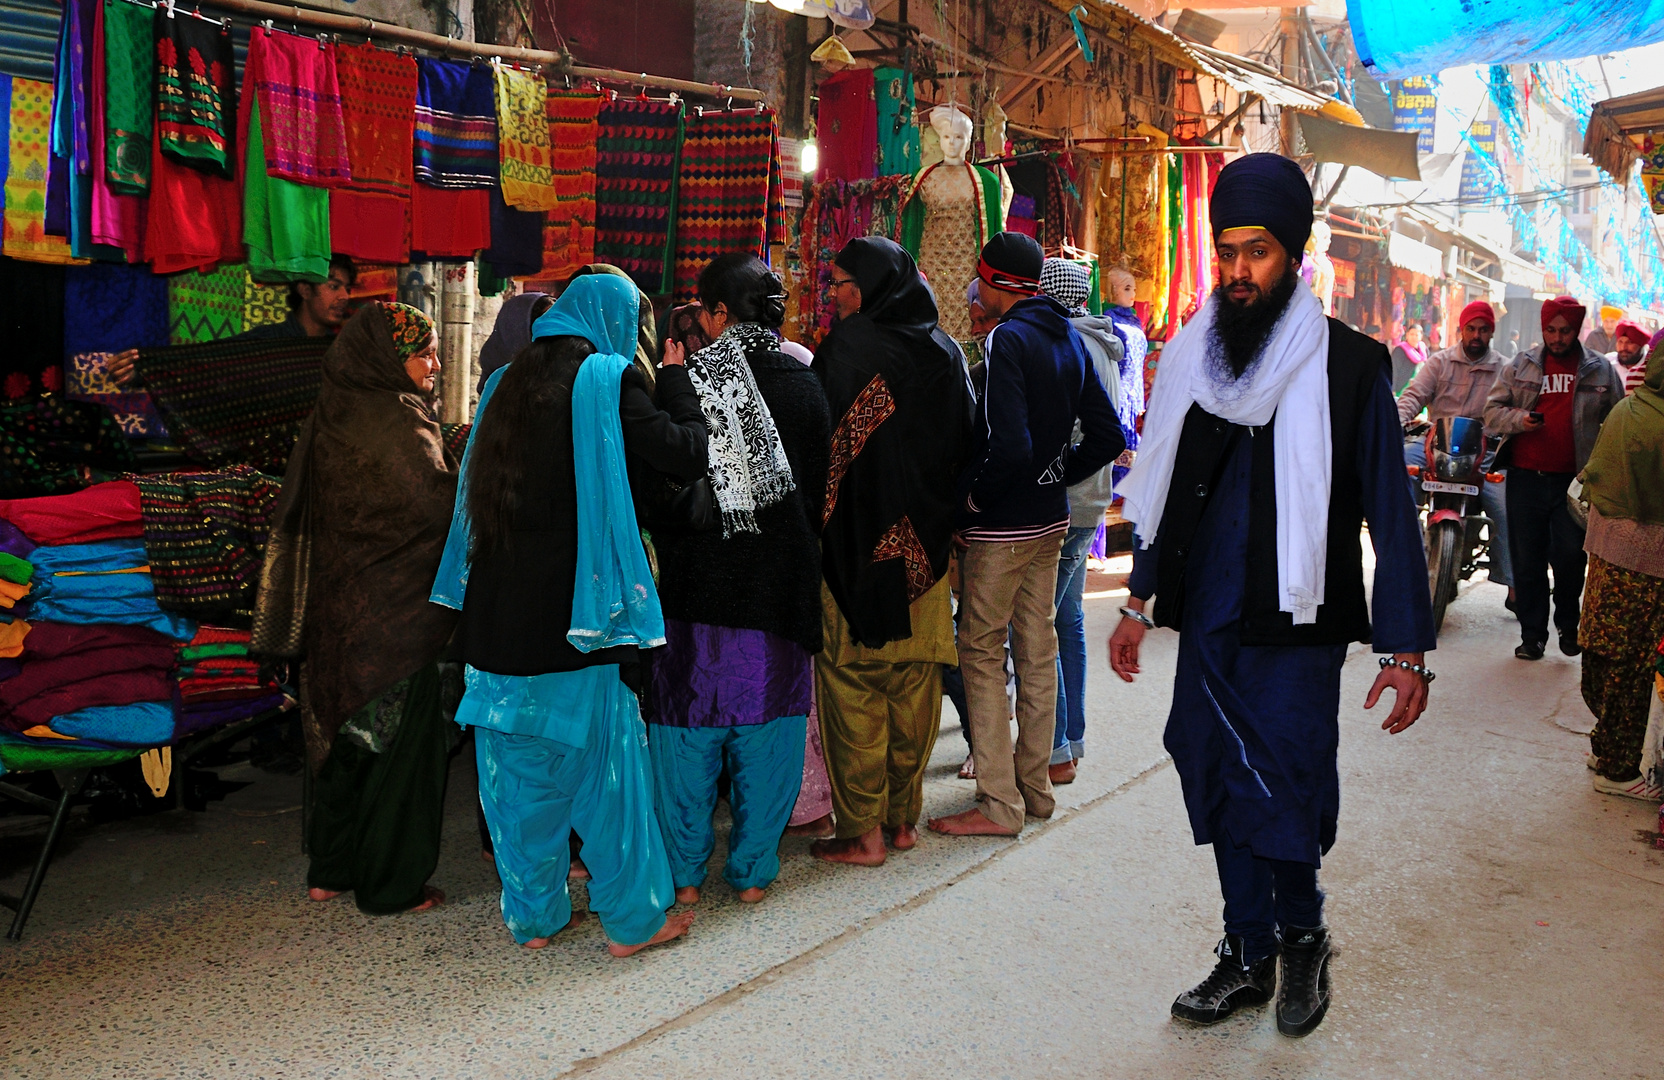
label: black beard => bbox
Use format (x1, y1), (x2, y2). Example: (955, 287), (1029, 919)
(1545, 339), (1579, 359)
(1209, 264), (1300, 379)
(1462, 339), (1488, 360)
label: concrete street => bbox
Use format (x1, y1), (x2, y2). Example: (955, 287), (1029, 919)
(2, 568), (1659, 1079)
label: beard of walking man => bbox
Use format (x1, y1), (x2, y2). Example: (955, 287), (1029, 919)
(1209, 226), (1301, 381)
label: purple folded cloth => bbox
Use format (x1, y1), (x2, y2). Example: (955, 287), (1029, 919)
(0, 520), (36, 559)
(174, 691), (288, 738)
(644, 619), (813, 728)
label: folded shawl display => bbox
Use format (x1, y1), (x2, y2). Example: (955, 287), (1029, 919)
(242, 28), (351, 187)
(413, 58), (497, 189)
(133, 336), (330, 472)
(0, 621), (177, 733)
(154, 9), (235, 177)
(253, 303), (458, 771)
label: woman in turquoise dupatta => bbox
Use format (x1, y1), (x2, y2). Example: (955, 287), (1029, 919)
(433, 275), (705, 953)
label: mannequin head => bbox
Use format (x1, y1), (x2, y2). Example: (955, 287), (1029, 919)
(1106, 267), (1137, 309)
(931, 106), (974, 165)
(1308, 220), (1332, 258)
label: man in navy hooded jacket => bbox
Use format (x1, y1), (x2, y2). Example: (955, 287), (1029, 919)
(930, 232), (1122, 838)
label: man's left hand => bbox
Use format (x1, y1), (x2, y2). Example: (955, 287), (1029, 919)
(1363, 652), (1429, 734)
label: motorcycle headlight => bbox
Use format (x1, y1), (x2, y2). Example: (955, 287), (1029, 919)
(1434, 452), (1478, 479)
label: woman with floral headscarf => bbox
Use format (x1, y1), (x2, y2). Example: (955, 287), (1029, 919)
(432, 274), (707, 954)
(254, 301), (459, 915)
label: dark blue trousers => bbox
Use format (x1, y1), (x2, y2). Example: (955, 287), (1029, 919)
(1213, 838), (1325, 963)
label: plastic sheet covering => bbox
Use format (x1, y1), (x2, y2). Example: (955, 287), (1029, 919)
(1348, 0), (1664, 77)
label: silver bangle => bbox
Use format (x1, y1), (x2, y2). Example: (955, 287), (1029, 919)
(1378, 656), (1435, 683)
(1119, 606), (1156, 630)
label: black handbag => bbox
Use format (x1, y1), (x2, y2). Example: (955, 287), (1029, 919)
(657, 473), (720, 533)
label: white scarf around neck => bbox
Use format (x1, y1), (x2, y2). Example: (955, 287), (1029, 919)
(1115, 279), (1332, 624)
(687, 322), (797, 537)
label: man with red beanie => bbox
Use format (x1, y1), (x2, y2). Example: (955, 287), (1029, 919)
(1609, 318), (1652, 394)
(1396, 299), (1514, 604)
(1485, 296), (1625, 660)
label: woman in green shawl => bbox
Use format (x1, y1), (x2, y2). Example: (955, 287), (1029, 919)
(1578, 329), (1664, 802)
(254, 301), (461, 912)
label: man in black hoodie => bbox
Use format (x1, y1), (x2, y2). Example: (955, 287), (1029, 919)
(929, 233), (1121, 839)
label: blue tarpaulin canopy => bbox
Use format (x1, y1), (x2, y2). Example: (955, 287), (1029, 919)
(1348, 0), (1664, 78)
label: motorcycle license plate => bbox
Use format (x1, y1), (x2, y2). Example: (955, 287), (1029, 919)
(1422, 479), (1480, 496)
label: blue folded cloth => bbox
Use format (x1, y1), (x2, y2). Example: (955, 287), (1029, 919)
(30, 568), (197, 640)
(49, 701), (176, 746)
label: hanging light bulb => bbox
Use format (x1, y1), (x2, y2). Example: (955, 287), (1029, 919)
(801, 140), (820, 176)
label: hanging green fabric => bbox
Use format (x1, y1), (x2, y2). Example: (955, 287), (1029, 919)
(475, 256), (509, 298)
(102, 0), (152, 193)
(873, 67), (920, 178)
(243, 98), (330, 283)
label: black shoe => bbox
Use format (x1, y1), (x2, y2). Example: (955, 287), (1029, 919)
(1171, 935), (1277, 1025)
(1275, 925), (1333, 1038)
(1504, 593), (1517, 614)
(1515, 640), (1545, 661)
(1559, 630), (1582, 657)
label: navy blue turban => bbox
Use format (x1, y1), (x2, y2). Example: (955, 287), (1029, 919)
(1210, 153), (1314, 263)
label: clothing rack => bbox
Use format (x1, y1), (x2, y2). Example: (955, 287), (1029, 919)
(169, 0), (768, 103)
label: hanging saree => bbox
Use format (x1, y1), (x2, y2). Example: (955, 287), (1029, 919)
(334, 42), (417, 197)
(241, 96), (331, 283)
(4, 79), (78, 265)
(154, 9), (235, 177)
(90, 0), (147, 261)
(102, 0), (153, 193)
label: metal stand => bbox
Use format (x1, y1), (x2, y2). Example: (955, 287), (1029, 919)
(1, 769), (90, 941)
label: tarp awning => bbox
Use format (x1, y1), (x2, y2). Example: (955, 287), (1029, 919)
(1347, 0), (1664, 79)
(1584, 85), (1664, 181)
(1297, 112), (1422, 181)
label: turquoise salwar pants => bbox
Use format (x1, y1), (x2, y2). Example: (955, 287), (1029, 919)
(648, 714), (807, 893)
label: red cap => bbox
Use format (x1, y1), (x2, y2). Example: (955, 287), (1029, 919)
(1615, 319), (1650, 347)
(1457, 300), (1495, 329)
(1540, 295), (1587, 335)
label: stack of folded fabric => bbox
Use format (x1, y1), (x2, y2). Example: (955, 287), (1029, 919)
(175, 626), (285, 739)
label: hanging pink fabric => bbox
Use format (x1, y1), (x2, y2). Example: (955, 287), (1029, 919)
(816, 69), (877, 183)
(88, 0), (145, 260)
(245, 28), (352, 187)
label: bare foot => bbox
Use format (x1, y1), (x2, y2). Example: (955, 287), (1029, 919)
(884, 823), (919, 851)
(480, 849), (495, 864)
(307, 887), (343, 902)
(785, 813), (835, 838)
(738, 886), (766, 903)
(608, 910), (696, 957)
(523, 909), (587, 949)
(810, 826), (887, 866)
(569, 856), (591, 882)
(406, 885), (446, 913)
(927, 808), (1018, 836)
(958, 754), (977, 780)
(675, 885), (701, 905)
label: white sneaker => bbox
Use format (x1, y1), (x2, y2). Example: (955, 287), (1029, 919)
(1592, 774), (1664, 802)
(1586, 752), (1598, 771)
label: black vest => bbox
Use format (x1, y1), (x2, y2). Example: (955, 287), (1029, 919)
(1151, 319), (1391, 647)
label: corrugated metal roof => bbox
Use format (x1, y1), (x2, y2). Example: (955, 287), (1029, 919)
(1584, 85), (1664, 181)
(0, 0), (62, 84)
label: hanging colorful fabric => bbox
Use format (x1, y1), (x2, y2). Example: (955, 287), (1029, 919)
(90, 0), (147, 260)
(50, 0), (99, 259)
(334, 42), (417, 197)
(672, 108), (786, 301)
(816, 69), (876, 183)
(242, 270), (290, 332)
(240, 91), (331, 282)
(410, 184), (491, 258)
(541, 89), (603, 280)
(873, 67), (919, 178)
(102, 0), (153, 193)
(3, 78), (78, 265)
(168, 262), (244, 342)
(244, 28), (351, 187)
(493, 64), (556, 210)
(594, 98), (683, 294)
(413, 58), (498, 189)
(154, 9), (235, 177)
(329, 191), (409, 265)
(145, 125), (242, 274)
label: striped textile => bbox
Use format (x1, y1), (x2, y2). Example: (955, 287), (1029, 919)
(243, 29), (351, 186)
(671, 109), (786, 301)
(132, 337), (330, 472)
(134, 467), (282, 624)
(594, 98), (684, 294)
(541, 90), (604, 280)
(168, 263), (244, 343)
(494, 65), (556, 210)
(413, 58), (498, 189)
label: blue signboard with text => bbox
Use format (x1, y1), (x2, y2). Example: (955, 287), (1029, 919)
(1392, 76), (1437, 154)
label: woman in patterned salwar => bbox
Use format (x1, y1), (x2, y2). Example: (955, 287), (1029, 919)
(254, 302), (460, 915)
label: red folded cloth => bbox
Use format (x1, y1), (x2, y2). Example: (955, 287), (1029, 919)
(4, 670), (175, 731)
(411, 183), (490, 257)
(0, 481), (144, 545)
(1, 623), (177, 731)
(330, 190), (410, 264)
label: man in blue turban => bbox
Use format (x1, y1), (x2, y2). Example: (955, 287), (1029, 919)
(1108, 153), (1436, 1037)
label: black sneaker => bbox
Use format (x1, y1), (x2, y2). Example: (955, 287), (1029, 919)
(1559, 630), (1582, 657)
(1171, 934), (1277, 1025)
(1515, 640), (1545, 661)
(1275, 925), (1333, 1038)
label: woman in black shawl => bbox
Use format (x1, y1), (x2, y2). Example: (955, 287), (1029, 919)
(254, 302), (459, 915)
(811, 236), (972, 866)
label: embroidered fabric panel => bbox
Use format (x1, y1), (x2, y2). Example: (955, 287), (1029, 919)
(872, 515), (934, 601)
(822, 372), (894, 526)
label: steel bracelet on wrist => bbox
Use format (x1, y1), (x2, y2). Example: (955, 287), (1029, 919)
(1119, 606), (1156, 630)
(1378, 655), (1435, 683)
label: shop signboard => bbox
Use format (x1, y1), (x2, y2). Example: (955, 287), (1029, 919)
(1458, 120), (1499, 204)
(778, 137), (805, 211)
(1391, 76), (1437, 153)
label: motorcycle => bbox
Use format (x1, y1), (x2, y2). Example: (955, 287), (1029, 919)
(1405, 416), (1505, 633)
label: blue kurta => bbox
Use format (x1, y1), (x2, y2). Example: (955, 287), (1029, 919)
(1130, 375), (1434, 867)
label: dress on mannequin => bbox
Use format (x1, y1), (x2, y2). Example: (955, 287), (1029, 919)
(897, 107), (1004, 340)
